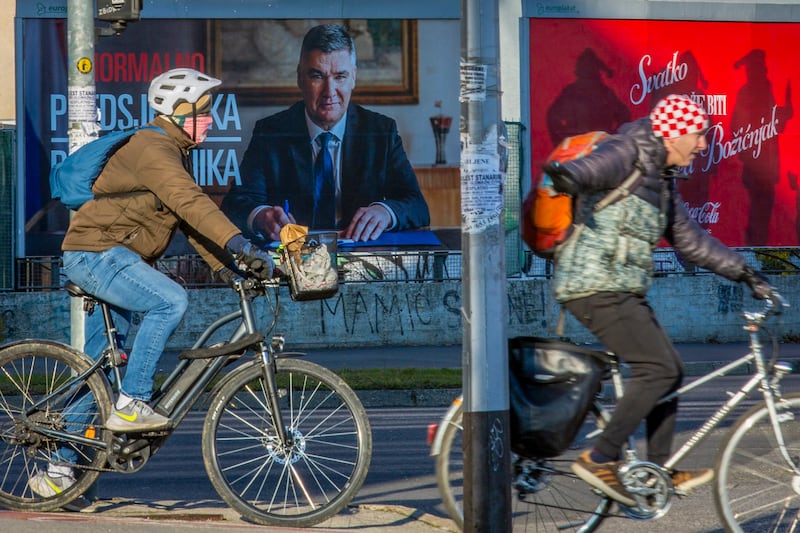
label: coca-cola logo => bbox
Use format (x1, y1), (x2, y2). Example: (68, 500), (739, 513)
(684, 201), (721, 225)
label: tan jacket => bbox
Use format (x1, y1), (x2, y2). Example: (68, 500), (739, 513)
(61, 117), (239, 271)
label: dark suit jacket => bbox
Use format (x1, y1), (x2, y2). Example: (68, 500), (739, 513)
(222, 102), (430, 240)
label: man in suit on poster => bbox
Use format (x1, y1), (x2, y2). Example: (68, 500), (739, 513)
(222, 23), (430, 243)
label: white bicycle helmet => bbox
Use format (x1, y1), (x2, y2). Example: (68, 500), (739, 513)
(148, 68), (222, 116)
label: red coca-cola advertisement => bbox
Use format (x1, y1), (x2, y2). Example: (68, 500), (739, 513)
(529, 18), (798, 247)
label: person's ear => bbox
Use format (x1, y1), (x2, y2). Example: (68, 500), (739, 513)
(663, 138), (677, 165)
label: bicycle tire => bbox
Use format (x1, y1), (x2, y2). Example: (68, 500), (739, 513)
(201, 357), (373, 527)
(434, 402), (611, 532)
(435, 401), (464, 528)
(0, 341), (112, 511)
(714, 391), (800, 532)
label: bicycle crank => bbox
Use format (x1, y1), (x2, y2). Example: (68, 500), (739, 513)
(617, 461), (672, 520)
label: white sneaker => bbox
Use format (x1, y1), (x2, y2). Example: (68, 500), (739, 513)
(29, 470), (76, 498)
(105, 399), (170, 432)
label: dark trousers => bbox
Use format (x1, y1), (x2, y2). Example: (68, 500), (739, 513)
(563, 292), (684, 465)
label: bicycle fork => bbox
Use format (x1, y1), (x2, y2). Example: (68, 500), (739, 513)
(235, 281), (292, 447)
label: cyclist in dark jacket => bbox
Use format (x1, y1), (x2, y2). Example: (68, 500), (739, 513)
(544, 94), (774, 506)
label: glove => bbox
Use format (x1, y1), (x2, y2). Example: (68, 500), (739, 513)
(542, 161), (577, 196)
(215, 266), (240, 287)
(225, 234), (275, 280)
(740, 267), (773, 300)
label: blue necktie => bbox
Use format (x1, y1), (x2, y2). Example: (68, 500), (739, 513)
(313, 132), (335, 229)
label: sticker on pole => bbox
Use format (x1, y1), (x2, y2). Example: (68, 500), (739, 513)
(461, 127), (505, 233)
(460, 61), (487, 103)
(77, 57), (93, 74)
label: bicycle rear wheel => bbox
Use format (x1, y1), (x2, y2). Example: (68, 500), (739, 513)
(715, 392), (800, 532)
(202, 357), (372, 528)
(434, 402), (612, 532)
(0, 341), (112, 511)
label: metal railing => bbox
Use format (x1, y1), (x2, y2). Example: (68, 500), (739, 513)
(14, 251), (466, 291)
(13, 247), (800, 292)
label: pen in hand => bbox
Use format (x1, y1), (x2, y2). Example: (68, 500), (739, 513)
(281, 200), (296, 225)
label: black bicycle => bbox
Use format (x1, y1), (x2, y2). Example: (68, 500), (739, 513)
(0, 274), (372, 528)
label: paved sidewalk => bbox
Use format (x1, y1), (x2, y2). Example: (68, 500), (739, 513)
(0, 499), (459, 532)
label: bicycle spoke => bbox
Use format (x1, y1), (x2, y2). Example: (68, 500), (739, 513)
(0, 342), (110, 511)
(716, 392), (800, 532)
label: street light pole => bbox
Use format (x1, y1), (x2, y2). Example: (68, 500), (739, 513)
(66, 0), (98, 354)
(460, 0), (511, 530)
(65, 0), (99, 504)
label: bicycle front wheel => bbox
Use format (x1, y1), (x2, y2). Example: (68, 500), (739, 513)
(715, 391), (800, 532)
(0, 341), (112, 511)
(434, 401), (611, 532)
(202, 358), (373, 528)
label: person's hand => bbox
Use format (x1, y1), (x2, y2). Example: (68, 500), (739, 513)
(542, 161), (577, 196)
(341, 205), (392, 241)
(225, 235), (275, 280)
(253, 206), (295, 242)
(215, 266), (241, 287)
(740, 267), (774, 300)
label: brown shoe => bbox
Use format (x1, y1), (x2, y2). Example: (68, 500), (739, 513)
(671, 468), (714, 492)
(571, 450), (636, 507)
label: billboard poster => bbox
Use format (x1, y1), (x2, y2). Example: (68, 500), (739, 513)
(529, 18), (798, 247)
(22, 18), (239, 255)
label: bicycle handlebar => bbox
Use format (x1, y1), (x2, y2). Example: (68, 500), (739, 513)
(767, 290), (787, 314)
(746, 289), (787, 323)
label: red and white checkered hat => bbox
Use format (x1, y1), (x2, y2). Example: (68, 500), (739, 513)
(649, 95), (709, 139)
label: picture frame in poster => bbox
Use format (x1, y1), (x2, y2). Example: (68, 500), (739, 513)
(209, 19), (418, 105)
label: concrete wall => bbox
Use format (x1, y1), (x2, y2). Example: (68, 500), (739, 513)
(2, 276), (798, 351)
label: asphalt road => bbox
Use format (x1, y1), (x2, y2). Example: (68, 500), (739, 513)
(2, 343), (799, 532)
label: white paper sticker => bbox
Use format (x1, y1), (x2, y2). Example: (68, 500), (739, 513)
(460, 61), (487, 103)
(460, 126), (505, 233)
(67, 86), (98, 122)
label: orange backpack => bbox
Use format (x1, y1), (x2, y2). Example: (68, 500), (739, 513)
(522, 131), (642, 260)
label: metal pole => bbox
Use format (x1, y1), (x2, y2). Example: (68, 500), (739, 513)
(459, 0), (511, 530)
(67, 0), (98, 353)
(67, 0), (99, 505)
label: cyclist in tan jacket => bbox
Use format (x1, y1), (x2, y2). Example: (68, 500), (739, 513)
(31, 68), (272, 498)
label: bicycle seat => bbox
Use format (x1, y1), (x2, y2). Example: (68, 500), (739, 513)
(63, 280), (95, 300)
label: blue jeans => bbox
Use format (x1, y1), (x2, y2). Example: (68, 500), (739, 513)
(62, 246), (189, 402)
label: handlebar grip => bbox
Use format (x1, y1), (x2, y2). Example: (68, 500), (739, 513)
(767, 290), (787, 314)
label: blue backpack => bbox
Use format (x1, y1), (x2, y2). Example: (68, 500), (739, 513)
(49, 125), (166, 210)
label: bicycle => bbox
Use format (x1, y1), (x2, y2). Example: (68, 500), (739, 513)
(0, 273), (373, 528)
(428, 293), (799, 532)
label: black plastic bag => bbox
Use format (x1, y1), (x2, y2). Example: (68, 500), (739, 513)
(508, 337), (609, 458)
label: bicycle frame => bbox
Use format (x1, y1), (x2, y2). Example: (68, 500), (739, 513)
(27, 277), (291, 465)
(608, 297), (800, 476)
(150, 277), (283, 431)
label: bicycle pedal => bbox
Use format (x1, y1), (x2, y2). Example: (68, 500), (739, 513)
(139, 429), (170, 436)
